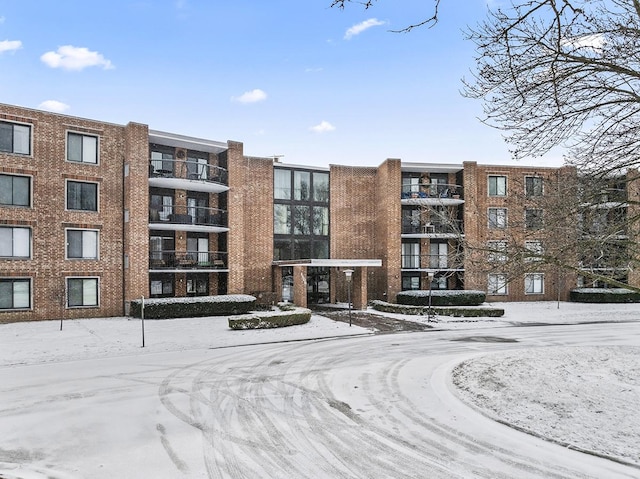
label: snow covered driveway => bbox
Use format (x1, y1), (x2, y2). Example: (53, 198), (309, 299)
(1, 317), (640, 478)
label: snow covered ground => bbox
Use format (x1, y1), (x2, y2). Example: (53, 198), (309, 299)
(0, 302), (639, 478)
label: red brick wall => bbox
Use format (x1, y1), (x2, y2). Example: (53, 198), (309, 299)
(0, 104), (128, 322)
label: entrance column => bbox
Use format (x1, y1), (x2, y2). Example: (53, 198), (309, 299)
(353, 267), (368, 310)
(292, 265), (308, 308)
(272, 266), (283, 301)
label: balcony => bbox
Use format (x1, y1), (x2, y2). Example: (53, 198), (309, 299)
(149, 158), (229, 194)
(401, 219), (463, 238)
(401, 183), (464, 206)
(149, 205), (229, 233)
(401, 254), (464, 271)
(149, 250), (228, 272)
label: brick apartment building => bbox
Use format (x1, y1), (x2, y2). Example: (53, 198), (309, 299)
(1, 103), (637, 322)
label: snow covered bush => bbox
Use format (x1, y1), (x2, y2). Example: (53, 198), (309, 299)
(228, 307), (311, 329)
(130, 294), (256, 319)
(396, 290), (486, 307)
(570, 288), (640, 303)
(371, 300), (504, 318)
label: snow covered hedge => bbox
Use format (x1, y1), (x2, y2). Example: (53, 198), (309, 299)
(130, 294), (256, 319)
(228, 306), (311, 329)
(570, 288), (640, 303)
(396, 290), (486, 307)
(372, 300), (504, 318)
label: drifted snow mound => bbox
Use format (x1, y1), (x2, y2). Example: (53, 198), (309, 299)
(451, 346), (640, 466)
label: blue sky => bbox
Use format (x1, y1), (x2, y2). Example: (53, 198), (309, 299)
(0, 0), (564, 168)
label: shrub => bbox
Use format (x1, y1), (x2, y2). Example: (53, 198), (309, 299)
(371, 300), (504, 318)
(569, 288), (640, 303)
(228, 307), (312, 329)
(396, 290), (486, 307)
(130, 294), (256, 319)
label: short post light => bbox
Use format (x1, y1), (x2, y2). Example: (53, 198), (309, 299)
(427, 271), (435, 321)
(344, 269), (354, 327)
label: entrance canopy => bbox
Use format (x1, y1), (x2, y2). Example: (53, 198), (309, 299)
(273, 259), (382, 309)
(273, 259), (382, 268)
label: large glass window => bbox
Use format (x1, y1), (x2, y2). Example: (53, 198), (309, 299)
(313, 172), (329, 202)
(525, 273), (544, 294)
(0, 174), (30, 207)
(67, 230), (98, 259)
(187, 273), (209, 296)
(0, 226), (30, 258)
(401, 242), (420, 269)
(525, 176), (543, 197)
(274, 169), (291, 199)
(150, 192), (174, 221)
(150, 147), (174, 175)
(294, 205), (311, 235)
(274, 204), (291, 235)
(67, 277), (99, 307)
(312, 206), (329, 235)
(488, 175), (507, 196)
(402, 275), (420, 290)
(0, 278), (31, 309)
(150, 274), (174, 297)
(67, 132), (98, 164)
(67, 181), (98, 211)
(294, 171), (311, 201)
(488, 208), (507, 228)
(0, 121), (31, 155)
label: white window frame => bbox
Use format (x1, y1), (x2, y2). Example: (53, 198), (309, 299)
(488, 175), (507, 196)
(488, 274), (508, 295)
(66, 131), (99, 164)
(0, 277), (32, 310)
(525, 273), (544, 294)
(0, 226), (31, 258)
(66, 179), (99, 212)
(402, 242), (420, 269)
(66, 277), (100, 308)
(66, 228), (99, 260)
(0, 120), (32, 156)
(524, 240), (543, 261)
(0, 173), (32, 207)
(487, 240), (507, 262)
(488, 208), (507, 229)
(525, 175), (544, 197)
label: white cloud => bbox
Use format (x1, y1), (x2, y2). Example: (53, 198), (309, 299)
(38, 100), (70, 113)
(40, 45), (114, 71)
(310, 121), (336, 133)
(305, 67), (323, 73)
(344, 18), (385, 40)
(0, 40), (22, 54)
(231, 89), (267, 104)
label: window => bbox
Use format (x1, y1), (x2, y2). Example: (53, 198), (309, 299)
(488, 175), (507, 196)
(402, 275), (420, 290)
(0, 121), (31, 155)
(402, 242), (420, 268)
(525, 176), (543, 197)
(524, 240), (543, 261)
(0, 226), (30, 258)
(274, 169), (291, 200)
(525, 273), (544, 294)
(312, 206), (329, 235)
(525, 208), (543, 229)
(150, 192), (173, 221)
(0, 278), (31, 309)
(274, 204), (291, 234)
(187, 274), (208, 296)
(313, 172), (329, 202)
(294, 171), (311, 201)
(66, 229), (98, 259)
(67, 277), (99, 307)
(150, 147), (174, 175)
(67, 181), (98, 211)
(0, 174), (30, 207)
(293, 205), (311, 235)
(488, 208), (507, 228)
(487, 240), (507, 262)
(488, 274), (508, 295)
(67, 132), (98, 164)
(150, 275), (174, 297)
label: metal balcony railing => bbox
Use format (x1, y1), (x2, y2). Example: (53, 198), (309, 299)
(149, 158), (228, 185)
(401, 220), (463, 235)
(401, 183), (463, 199)
(149, 205), (227, 227)
(149, 250), (228, 269)
(401, 254), (464, 270)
